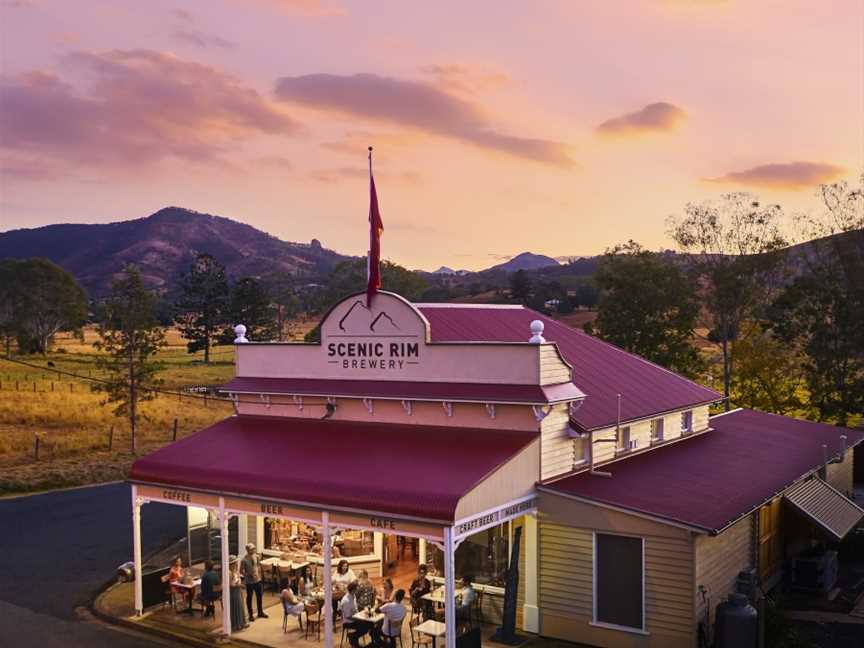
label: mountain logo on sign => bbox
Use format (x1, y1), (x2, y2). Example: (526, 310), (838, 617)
(337, 300), (401, 334)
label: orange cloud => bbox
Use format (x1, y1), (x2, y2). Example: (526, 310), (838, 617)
(596, 101), (686, 136)
(0, 50), (298, 176)
(309, 167), (420, 184)
(706, 161), (848, 190)
(418, 64), (511, 95)
(237, 0), (345, 17)
(275, 73), (574, 167)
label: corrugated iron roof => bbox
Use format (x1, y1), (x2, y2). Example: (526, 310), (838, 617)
(541, 408), (864, 533)
(129, 415), (537, 523)
(784, 477), (864, 541)
(417, 304), (721, 431)
(221, 376), (583, 405)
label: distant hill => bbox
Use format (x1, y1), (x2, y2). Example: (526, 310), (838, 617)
(0, 207), (350, 297)
(484, 252), (561, 273)
(429, 266), (469, 275)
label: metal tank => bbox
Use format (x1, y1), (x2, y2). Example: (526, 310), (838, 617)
(714, 592), (758, 648)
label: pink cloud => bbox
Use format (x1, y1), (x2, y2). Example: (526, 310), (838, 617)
(418, 64), (511, 95)
(236, 0), (345, 17)
(274, 73), (574, 167)
(310, 166), (420, 184)
(0, 50), (298, 174)
(706, 161), (848, 190)
(596, 101), (686, 136)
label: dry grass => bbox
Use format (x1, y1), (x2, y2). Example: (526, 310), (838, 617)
(0, 328), (236, 494)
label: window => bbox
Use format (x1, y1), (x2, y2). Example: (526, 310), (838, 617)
(680, 410), (693, 434)
(429, 522), (510, 587)
(650, 418), (664, 442)
(594, 533), (644, 631)
(264, 519), (374, 558)
(617, 426), (632, 452)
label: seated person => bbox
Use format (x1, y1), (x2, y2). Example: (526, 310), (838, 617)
(378, 578), (394, 604)
(455, 575), (476, 627)
(355, 569), (376, 610)
(297, 565), (316, 597)
(281, 586), (305, 629)
(161, 557), (192, 608)
(200, 560), (221, 616)
(339, 582), (370, 648)
(409, 564), (432, 619)
(373, 589), (407, 648)
(333, 559), (357, 588)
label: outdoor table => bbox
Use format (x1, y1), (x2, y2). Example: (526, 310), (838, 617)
(351, 610), (385, 625)
(262, 558), (310, 592)
(172, 578), (202, 614)
(421, 588), (446, 605)
(415, 619), (446, 648)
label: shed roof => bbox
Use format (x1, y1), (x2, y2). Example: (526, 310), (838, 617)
(129, 415), (537, 523)
(540, 408), (864, 533)
(784, 478), (864, 541)
(417, 304), (720, 431)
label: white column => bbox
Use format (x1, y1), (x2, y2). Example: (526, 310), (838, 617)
(323, 512), (334, 648)
(132, 485), (143, 616)
(238, 513), (249, 551)
(444, 527), (456, 648)
(523, 515), (539, 633)
(418, 538), (427, 565)
(220, 499), (232, 638)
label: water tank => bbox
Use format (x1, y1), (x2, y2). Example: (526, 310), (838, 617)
(714, 593), (758, 648)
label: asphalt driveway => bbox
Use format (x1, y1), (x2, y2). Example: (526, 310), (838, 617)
(0, 482), (186, 646)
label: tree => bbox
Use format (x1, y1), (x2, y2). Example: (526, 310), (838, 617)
(92, 266), (166, 454)
(304, 259), (428, 341)
(223, 277), (277, 342)
(4, 258), (87, 354)
(729, 325), (805, 415)
(174, 253), (229, 363)
(314, 259), (428, 310)
(592, 241), (704, 377)
(263, 271), (301, 341)
(573, 282), (599, 309)
(668, 192), (787, 409)
(0, 261), (19, 357)
(768, 266), (863, 426)
(509, 270), (532, 305)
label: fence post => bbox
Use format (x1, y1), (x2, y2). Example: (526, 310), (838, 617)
(51, 382), (54, 392)
(172, 418), (178, 441)
(34, 434), (40, 461)
(70, 383), (74, 393)
(33, 382), (36, 392)
(108, 425), (114, 451)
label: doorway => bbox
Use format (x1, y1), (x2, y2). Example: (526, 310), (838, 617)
(383, 534), (420, 590)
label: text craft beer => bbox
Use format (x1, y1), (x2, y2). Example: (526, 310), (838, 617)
(327, 341), (419, 370)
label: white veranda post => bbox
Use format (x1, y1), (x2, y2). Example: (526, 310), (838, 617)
(323, 512), (334, 648)
(444, 526), (456, 648)
(132, 485), (143, 616)
(220, 499), (231, 637)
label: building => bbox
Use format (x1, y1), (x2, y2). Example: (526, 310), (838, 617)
(128, 291), (864, 648)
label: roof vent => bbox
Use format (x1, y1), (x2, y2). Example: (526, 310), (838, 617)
(529, 319), (545, 343)
(233, 324), (249, 344)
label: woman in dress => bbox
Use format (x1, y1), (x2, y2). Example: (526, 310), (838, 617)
(161, 557), (190, 609)
(378, 578), (394, 604)
(297, 565), (316, 596)
(229, 556), (249, 631)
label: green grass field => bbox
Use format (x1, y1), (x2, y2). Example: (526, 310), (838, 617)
(0, 328), (235, 495)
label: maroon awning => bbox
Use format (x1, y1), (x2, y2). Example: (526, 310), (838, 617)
(541, 409), (864, 533)
(129, 416), (537, 522)
(221, 376), (582, 405)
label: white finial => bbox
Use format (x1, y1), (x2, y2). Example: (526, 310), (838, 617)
(233, 324), (248, 344)
(529, 319), (545, 343)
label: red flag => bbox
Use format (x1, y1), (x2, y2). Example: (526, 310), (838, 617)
(366, 151), (383, 307)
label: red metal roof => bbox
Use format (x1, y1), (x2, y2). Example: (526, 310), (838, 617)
(129, 415), (537, 522)
(541, 409), (864, 533)
(221, 376), (582, 405)
(417, 305), (721, 431)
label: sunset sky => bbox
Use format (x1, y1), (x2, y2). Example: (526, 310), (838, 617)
(1, 0), (861, 270)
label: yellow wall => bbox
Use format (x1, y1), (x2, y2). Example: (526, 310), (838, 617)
(693, 515), (753, 629)
(538, 492), (696, 648)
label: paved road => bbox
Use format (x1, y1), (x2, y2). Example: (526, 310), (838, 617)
(0, 482), (186, 647)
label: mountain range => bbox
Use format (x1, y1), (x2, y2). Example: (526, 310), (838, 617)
(0, 207), (349, 296)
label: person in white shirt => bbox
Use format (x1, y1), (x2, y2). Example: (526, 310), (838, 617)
(339, 582), (369, 648)
(333, 559), (357, 588)
(373, 589), (407, 648)
(280, 587), (305, 630)
(456, 575), (476, 629)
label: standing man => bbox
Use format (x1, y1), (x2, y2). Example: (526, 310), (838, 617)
(240, 543), (269, 621)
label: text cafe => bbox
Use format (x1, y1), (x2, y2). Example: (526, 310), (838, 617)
(126, 291), (864, 648)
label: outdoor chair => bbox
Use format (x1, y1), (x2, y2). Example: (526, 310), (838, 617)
(283, 597), (304, 633)
(410, 618), (433, 648)
(383, 615), (405, 648)
(305, 601), (322, 641)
